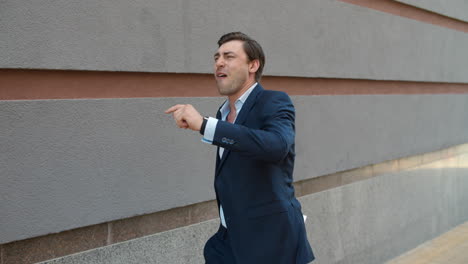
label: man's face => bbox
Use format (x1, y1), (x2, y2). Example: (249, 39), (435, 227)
(213, 40), (252, 96)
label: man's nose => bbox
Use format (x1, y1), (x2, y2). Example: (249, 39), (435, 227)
(215, 58), (225, 68)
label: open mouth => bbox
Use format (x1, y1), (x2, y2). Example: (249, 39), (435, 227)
(216, 73), (227, 78)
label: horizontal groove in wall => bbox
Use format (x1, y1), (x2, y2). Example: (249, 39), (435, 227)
(2, 143), (467, 264)
(339, 0), (468, 33)
(1, 69), (468, 100)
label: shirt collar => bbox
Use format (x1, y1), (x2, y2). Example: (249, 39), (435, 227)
(220, 82), (258, 118)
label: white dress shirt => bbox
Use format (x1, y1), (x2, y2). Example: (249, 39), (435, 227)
(202, 82), (257, 228)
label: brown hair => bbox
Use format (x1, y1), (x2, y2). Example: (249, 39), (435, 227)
(217, 32), (265, 81)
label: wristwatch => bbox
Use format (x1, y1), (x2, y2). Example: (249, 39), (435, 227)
(200, 116), (209, 135)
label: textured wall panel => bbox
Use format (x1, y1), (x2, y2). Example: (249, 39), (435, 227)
(1, 94), (468, 243)
(395, 0), (468, 22)
(293, 94), (468, 180)
(1, 0), (468, 82)
(39, 156), (468, 263)
(0, 98), (220, 244)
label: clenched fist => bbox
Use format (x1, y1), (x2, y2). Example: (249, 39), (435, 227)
(165, 104), (204, 131)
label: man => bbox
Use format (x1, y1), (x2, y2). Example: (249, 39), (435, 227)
(165, 32), (314, 264)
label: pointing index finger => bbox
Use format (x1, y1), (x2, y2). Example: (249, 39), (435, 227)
(165, 104), (184, 114)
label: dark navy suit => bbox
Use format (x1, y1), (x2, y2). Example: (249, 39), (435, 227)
(204, 84), (315, 264)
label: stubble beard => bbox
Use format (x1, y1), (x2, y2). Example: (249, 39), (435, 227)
(216, 76), (246, 96)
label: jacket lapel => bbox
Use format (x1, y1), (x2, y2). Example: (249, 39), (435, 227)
(215, 84), (263, 176)
(233, 84), (263, 126)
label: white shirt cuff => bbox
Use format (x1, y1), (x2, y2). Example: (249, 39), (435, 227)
(201, 117), (218, 144)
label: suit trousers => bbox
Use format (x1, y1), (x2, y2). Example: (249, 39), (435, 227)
(204, 226), (236, 264)
(203, 207), (313, 264)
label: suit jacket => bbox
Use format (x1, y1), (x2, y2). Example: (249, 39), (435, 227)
(211, 84), (315, 264)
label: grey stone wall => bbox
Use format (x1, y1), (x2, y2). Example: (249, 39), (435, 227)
(1, 0), (467, 252)
(1, 94), (468, 244)
(1, 0), (468, 82)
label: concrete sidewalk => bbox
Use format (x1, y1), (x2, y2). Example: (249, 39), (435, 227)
(386, 221), (468, 264)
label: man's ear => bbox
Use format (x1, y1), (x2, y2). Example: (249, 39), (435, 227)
(249, 59), (260, 74)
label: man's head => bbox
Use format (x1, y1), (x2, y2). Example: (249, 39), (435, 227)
(214, 32), (265, 97)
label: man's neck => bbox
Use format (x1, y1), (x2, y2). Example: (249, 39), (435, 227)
(227, 80), (256, 109)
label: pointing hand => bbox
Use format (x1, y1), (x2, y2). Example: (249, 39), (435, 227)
(165, 104), (204, 131)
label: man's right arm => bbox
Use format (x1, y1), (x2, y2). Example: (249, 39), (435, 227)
(201, 92), (295, 163)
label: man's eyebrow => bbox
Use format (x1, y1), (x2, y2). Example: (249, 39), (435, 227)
(214, 51), (235, 57)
